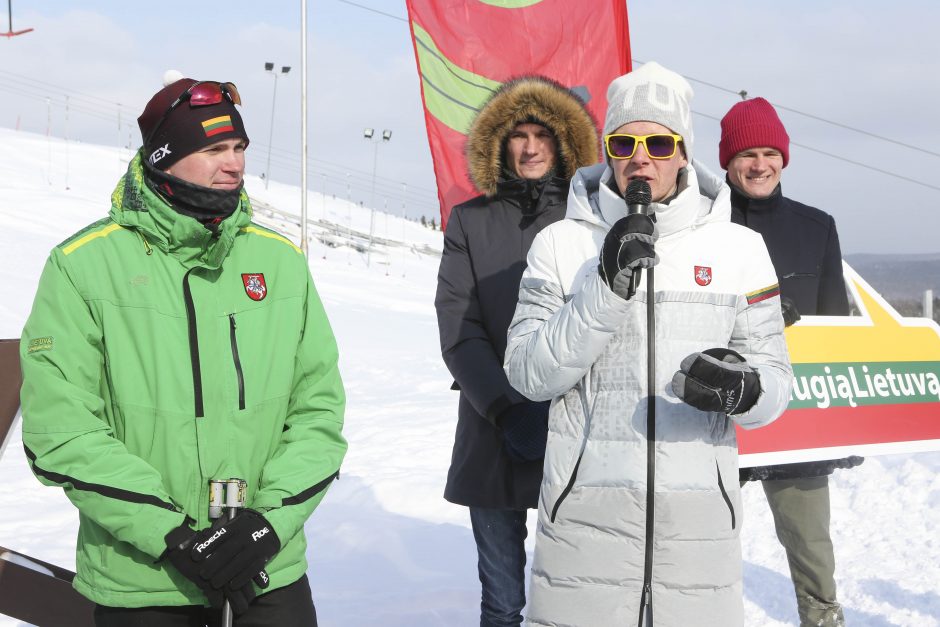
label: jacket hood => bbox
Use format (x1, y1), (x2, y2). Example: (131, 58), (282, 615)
(566, 159), (731, 238)
(466, 76), (599, 197)
(109, 150), (252, 269)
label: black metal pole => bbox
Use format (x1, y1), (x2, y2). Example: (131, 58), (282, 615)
(220, 504), (235, 627)
(639, 266), (656, 627)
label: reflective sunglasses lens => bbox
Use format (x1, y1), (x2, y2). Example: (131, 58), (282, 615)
(187, 82), (225, 106)
(145, 81), (240, 146)
(608, 135), (636, 158)
(646, 135), (677, 158)
(222, 82), (242, 106)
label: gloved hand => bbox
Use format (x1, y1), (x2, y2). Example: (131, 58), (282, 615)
(740, 455), (865, 482)
(193, 509), (280, 613)
(671, 348), (761, 415)
(218, 572), (268, 616)
(598, 213), (658, 300)
(499, 401), (550, 462)
(837, 455), (865, 470)
(780, 296), (801, 327)
(162, 522), (223, 608)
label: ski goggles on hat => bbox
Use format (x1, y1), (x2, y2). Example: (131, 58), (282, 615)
(604, 133), (683, 160)
(145, 81), (242, 145)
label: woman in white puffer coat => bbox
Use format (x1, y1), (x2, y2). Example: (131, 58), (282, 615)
(504, 62), (793, 627)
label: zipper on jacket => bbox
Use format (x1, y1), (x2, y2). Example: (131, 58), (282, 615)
(549, 451), (583, 523)
(136, 231), (153, 256)
(637, 582), (652, 627)
(229, 314), (246, 410)
(716, 461), (736, 530)
(550, 386), (593, 523)
(640, 269), (657, 626)
(183, 268), (204, 418)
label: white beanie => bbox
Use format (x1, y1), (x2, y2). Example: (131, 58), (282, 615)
(603, 61), (694, 162)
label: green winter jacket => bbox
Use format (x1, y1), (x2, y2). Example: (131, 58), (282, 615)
(20, 153), (347, 607)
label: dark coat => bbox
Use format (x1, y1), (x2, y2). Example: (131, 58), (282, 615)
(730, 183), (863, 480)
(434, 76), (599, 509)
(435, 178), (568, 508)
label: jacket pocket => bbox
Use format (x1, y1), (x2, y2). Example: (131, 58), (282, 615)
(549, 449), (583, 523)
(549, 383), (593, 523)
(716, 460), (736, 530)
(228, 314), (246, 410)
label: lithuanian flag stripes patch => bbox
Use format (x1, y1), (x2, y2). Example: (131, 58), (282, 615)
(201, 115), (234, 137)
(746, 283), (781, 305)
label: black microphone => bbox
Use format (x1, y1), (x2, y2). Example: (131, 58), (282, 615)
(624, 179), (652, 297)
(625, 178), (652, 216)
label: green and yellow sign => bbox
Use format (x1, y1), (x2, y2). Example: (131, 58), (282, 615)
(739, 263), (940, 466)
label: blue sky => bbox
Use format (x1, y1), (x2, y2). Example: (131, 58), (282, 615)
(2, 0), (939, 253)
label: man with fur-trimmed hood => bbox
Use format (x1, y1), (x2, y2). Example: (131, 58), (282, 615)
(434, 76), (598, 626)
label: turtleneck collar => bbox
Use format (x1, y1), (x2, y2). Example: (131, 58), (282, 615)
(143, 159), (243, 233)
(727, 176), (783, 214)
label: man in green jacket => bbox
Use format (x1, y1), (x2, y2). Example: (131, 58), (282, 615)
(20, 76), (347, 626)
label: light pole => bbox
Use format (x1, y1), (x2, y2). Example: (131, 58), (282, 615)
(363, 127), (392, 267)
(300, 0), (308, 256)
(264, 62), (291, 190)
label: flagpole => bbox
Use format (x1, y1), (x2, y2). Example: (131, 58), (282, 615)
(300, 0), (309, 256)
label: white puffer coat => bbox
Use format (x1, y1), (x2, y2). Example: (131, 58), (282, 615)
(504, 162), (793, 626)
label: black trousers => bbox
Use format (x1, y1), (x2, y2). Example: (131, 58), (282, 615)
(93, 574), (317, 627)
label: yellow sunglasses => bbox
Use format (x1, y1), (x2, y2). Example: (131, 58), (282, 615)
(604, 133), (683, 160)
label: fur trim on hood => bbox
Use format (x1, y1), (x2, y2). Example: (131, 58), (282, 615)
(466, 76), (599, 197)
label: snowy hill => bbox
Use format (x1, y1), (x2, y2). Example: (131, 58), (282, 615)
(0, 128), (937, 626)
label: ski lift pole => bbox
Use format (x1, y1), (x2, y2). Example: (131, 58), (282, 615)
(208, 478), (247, 627)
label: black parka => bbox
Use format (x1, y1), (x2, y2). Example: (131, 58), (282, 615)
(436, 179), (568, 507)
(730, 183), (863, 480)
(433, 76), (599, 508)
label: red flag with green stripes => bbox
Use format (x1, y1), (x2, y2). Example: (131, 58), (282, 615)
(405, 0), (630, 229)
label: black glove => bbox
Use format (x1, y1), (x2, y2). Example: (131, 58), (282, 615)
(499, 401), (550, 462)
(219, 573), (267, 616)
(598, 213), (658, 300)
(193, 509), (280, 605)
(671, 348), (761, 415)
(836, 455), (865, 470)
(780, 296), (801, 327)
(162, 522), (224, 608)
(740, 455), (865, 482)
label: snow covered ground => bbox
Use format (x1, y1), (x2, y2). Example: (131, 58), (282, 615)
(0, 128), (937, 626)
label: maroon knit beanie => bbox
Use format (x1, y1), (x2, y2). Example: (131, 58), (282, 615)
(137, 78), (249, 170)
(719, 97), (789, 169)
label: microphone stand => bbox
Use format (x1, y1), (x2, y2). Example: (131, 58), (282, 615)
(624, 179), (657, 622)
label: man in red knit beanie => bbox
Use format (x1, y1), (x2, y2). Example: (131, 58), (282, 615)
(720, 97), (862, 627)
